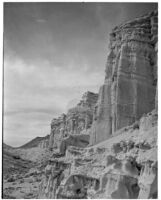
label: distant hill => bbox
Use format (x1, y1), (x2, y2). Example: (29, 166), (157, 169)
(19, 135), (49, 149)
(3, 144), (33, 178)
(3, 143), (13, 148)
(3, 143), (15, 151)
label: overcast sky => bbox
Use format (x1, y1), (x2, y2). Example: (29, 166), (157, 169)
(4, 2), (157, 147)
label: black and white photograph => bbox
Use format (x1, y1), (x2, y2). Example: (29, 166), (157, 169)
(2, 2), (158, 199)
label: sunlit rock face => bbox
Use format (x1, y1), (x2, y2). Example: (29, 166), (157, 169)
(90, 10), (158, 145)
(38, 11), (158, 199)
(66, 91), (98, 135)
(39, 109), (157, 199)
(49, 91), (98, 150)
(59, 134), (90, 155)
(38, 159), (71, 199)
(49, 114), (67, 150)
(138, 161), (157, 199)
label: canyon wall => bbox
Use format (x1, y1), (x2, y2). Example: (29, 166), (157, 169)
(39, 109), (158, 199)
(90, 10), (158, 145)
(49, 91), (98, 150)
(48, 10), (158, 150)
(38, 10), (158, 199)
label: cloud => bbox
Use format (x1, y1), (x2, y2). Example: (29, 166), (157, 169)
(3, 2), (157, 147)
(3, 54), (104, 146)
(36, 18), (47, 23)
(4, 112), (51, 147)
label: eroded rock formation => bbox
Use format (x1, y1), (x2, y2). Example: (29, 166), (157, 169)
(138, 160), (157, 199)
(39, 109), (157, 199)
(90, 10), (158, 145)
(49, 91), (98, 150)
(38, 10), (158, 199)
(59, 134), (90, 155)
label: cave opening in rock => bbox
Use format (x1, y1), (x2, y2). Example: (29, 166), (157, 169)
(76, 188), (81, 194)
(135, 163), (142, 175)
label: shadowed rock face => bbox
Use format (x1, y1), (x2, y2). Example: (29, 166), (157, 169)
(49, 91), (98, 150)
(57, 174), (99, 199)
(90, 11), (158, 145)
(100, 173), (140, 199)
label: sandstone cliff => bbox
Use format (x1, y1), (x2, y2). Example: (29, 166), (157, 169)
(38, 10), (158, 199)
(49, 91), (98, 150)
(39, 109), (157, 199)
(90, 10), (158, 145)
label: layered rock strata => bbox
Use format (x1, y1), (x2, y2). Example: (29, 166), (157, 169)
(39, 109), (157, 199)
(49, 91), (98, 150)
(38, 10), (158, 199)
(90, 10), (158, 145)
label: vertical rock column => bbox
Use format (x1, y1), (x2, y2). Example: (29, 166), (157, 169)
(90, 11), (158, 145)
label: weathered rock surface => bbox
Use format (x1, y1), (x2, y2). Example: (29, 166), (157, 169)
(36, 11), (158, 199)
(37, 11), (158, 199)
(138, 160), (157, 199)
(4, 10), (157, 199)
(2, 144), (43, 199)
(90, 10), (158, 145)
(38, 159), (71, 199)
(49, 91), (98, 150)
(39, 109), (157, 199)
(59, 134), (90, 155)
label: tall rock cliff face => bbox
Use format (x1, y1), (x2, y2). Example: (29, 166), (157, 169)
(49, 91), (98, 151)
(38, 11), (158, 199)
(90, 11), (158, 145)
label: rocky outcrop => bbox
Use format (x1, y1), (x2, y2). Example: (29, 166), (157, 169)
(59, 134), (90, 155)
(39, 109), (157, 199)
(138, 160), (157, 199)
(57, 174), (99, 199)
(38, 159), (71, 199)
(99, 173), (140, 199)
(49, 91), (98, 150)
(38, 10), (158, 199)
(49, 114), (66, 150)
(90, 10), (158, 145)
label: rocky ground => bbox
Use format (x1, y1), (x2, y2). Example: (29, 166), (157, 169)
(38, 109), (157, 199)
(2, 110), (158, 199)
(2, 145), (51, 199)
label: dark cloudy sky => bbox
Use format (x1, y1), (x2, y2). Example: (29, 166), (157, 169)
(4, 2), (157, 147)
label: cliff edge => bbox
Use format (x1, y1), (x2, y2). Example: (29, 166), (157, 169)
(38, 10), (158, 199)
